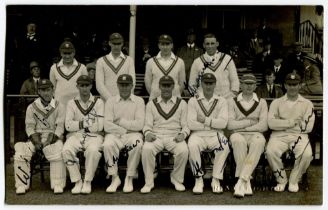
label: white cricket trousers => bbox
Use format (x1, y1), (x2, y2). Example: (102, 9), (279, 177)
(103, 133), (143, 177)
(266, 133), (313, 185)
(230, 132), (266, 181)
(142, 134), (189, 185)
(188, 132), (230, 179)
(62, 133), (103, 182)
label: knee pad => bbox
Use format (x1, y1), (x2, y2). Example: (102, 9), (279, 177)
(43, 141), (64, 161)
(14, 142), (35, 161)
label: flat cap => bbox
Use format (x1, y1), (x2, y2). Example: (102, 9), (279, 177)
(303, 53), (317, 63)
(159, 75), (175, 85)
(285, 73), (301, 84)
(86, 62), (96, 71)
(117, 74), (133, 84)
(158, 34), (173, 44)
(77, 75), (92, 85)
(202, 73), (217, 83)
(109, 32), (124, 44)
(241, 74), (257, 84)
(29, 61), (39, 70)
(59, 40), (75, 53)
(38, 79), (53, 89)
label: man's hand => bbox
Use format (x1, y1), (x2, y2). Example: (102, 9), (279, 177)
(294, 119), (302, 127)
(173, 133), (185, 143)
(31, 133), (42, 150)
(145, 133), (157, 142)
(249, 119), (258, 126)
(197, 114), (206, 123)
(83, 118), (94, 128)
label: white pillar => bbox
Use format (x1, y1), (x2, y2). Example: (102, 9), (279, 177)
(129, 5), (137, 62)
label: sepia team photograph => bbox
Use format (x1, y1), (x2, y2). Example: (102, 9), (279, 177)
(0, 0), (326, 209)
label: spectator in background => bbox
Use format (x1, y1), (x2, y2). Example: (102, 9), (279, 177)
(254, 40), (273, 73)
(96, 32), (136, 101)
(177, 28), (203, 84)
(256, 69), (284, 99)
(49, 40), (88, 105)
(257, 18), (274, 44)
(271, 52), (289, 87)
(189, 33), (239, 99)
(86, 62), (99, 95)
(300, 53), (323, 95)
(136, 38), (153, 74)
(229, 42), (247, 72)
(247, 29), (263, 58)
(144, 34), (186, 100)
(286, 42), (306, 77)
(15, 21), (44, 85)
(20, 61), (42, 98)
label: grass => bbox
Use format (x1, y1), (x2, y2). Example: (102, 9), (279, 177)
(4, 163), (322, 205)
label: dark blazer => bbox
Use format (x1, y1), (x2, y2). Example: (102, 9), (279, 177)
(177, 45), (203, 82)
(301, 64), (323, 95)
(272, 63), (289, 86)
(256, 83), (284, 99)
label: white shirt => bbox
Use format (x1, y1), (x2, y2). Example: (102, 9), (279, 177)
(237, 93), (259, 111)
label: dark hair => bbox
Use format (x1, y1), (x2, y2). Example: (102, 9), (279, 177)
(204, 33), (216, 40)
(265, 68), (275, 76)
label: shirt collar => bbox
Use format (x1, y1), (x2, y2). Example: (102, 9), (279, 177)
(187, 43), (195, 48)
(198, 92), (219, 102)
(157, 96), (177, 104)
(58, 59), (78, 67)
(237, 92), (259, 102)
(108, 52), (125, 60)
(115, 94), (136, 103)
(156, 52), (176, 60)
(282, 94), (305, 102)
(75, 94), (95, 103)
(35, 98), (56, 109)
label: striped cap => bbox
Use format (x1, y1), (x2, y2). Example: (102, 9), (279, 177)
(241, 74), (257, 84)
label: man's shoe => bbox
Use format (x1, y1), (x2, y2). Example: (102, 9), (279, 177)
(244, 180), (253, 196)
(16, 186), (26, 195)
(71, 180), (83, 194)
(233, 179), (245, 198)
(123, 176), (134, 193)
(81, 181), (92, 194)
(171, 177), (185, 192)
(211, 178), (223, 194)
(54, 185), (64, 194)
(140, 183), (154, 194)
(193, 178), (204, 194)
(106, 176), (121, 193)
(274, 183), (287, 192)
(288, 183), (299, 193)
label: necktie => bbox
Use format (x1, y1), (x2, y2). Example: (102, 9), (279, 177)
(269, 85), (273, 97)
(35, 80), (38, 92)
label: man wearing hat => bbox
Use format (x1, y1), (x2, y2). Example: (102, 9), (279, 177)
(227, 74), (268, 198)
(13, 79), (66, 194)
(141, 75), (189, 193)
(144, 34), (186, 100)
(189, 33), (239, 99)
(188, 72), (230, 194)
(254, 39), (274, 73)
(49, 39), (88, 105)
(20, 61), (42, 97)
(103, 74), (145, 193)
(286, 42), (307, 77)
(177, 29), (204, 84)
(86, 62), (99, 95)
(266, 73), (315, 193)
(96, 32), (136, 100)
(300, 53), (322, 95)
(62, 75), (104, 194)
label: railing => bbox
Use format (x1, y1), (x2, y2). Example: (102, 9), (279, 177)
(299, 20), (323, 55)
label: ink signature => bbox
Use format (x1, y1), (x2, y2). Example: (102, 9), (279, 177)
(105, 156), (119, 168)
(190, 160), (203, 178)
(300, 108), (314, 133)
(122, 139), (141, 154)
